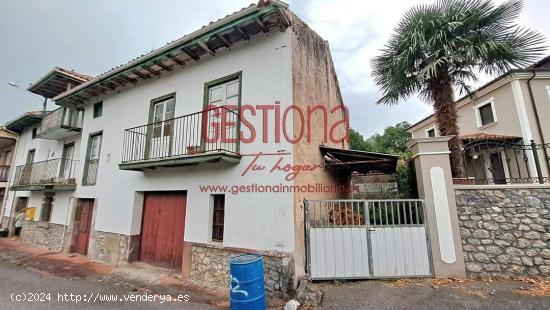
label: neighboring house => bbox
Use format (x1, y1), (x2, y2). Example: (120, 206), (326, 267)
(408, 56), (550, 184)
(0, 127), (17, 226)
(1, 1), (398, 294)
(3, 67), (91, 236)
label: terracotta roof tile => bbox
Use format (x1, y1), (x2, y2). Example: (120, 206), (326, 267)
(460, 133), (522, 142)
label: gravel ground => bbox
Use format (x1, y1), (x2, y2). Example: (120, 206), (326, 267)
(317, 278), (550, 310)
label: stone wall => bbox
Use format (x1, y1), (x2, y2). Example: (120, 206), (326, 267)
(190, 244), (294, 297)
(92, 230), (140, 264)
(21, 220), (66, 251)
(1, 216), (9, 229)
(455, 187), (550, 278)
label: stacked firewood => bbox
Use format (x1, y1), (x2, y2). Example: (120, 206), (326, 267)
(329, 205), (365, 225)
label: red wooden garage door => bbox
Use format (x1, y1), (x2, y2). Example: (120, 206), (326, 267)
(140, 192), (186, 269)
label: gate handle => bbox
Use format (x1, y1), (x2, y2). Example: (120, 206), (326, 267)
(368, 228), (376, 231)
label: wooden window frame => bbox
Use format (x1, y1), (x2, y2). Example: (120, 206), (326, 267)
(202, 71), (242, 153)
(144, 93), (176, 159)
(211, 194), (225, 242)
(82, 131), (103, 186)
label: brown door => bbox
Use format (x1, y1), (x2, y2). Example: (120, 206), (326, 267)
(75, 199), (94, 255)
(140, 192), (186, 269)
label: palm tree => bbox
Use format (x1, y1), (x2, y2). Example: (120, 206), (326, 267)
(371, 0), (545, 176)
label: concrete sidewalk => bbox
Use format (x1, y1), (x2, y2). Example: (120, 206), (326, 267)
(0, 238), (285, 309)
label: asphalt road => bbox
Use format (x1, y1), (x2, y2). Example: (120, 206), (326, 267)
(0, 259), (220, 310)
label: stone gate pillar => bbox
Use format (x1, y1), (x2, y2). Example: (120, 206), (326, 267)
(407, 136), (466, 277)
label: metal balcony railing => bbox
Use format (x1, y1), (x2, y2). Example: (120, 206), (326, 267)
(13, 158), (78, 187)
(122, 106), (240, 163)
(37, 107), (82, 138)
(0, 165), (9, 182)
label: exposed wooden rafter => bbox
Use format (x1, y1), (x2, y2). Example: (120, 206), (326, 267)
(100, 82), (116, 90)
(153, 60), (173, 71)
(233, 26), (249, 41)
(197, 40), (215, 56)
(166, 54), (185, 66)
(132, 70), (150, 80)
(120, 75), (137, 84)
(142, 66), (161, 76)
(215, 33), (231, 48)
(182, 47), (200, 61)
(255, 17), (268, 33)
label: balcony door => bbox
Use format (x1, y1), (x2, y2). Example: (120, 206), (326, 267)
(204, 76), (240, 153)
(20, 149), (35, 184)
(60, 143), (74, 181)
(149, 97), (175, 159)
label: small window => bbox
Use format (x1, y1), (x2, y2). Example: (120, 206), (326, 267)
(211, 194), (225, 242)
(478, 103), (495, 126)
(426, 128), (436, 138)
(40, 195), (54, 222)
(93, 102), (103, 118)
(32, 128), (37, 139)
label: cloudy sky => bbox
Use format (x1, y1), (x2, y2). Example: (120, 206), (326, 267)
(0, 0), (549, 137)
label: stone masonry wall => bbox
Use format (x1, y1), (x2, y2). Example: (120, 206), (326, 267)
(21, 220), (65, 251)
(455, 188), (550, 278)
(190, 244), (294, 297)
(92, 230), (140, 264)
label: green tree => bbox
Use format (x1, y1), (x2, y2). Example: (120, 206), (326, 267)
(371, 0), (545, 176)
(367, 121), (412, 159)
(349, 128), (371, 151)
(350, 122), (412, 158)
(350, 123), (415, 198)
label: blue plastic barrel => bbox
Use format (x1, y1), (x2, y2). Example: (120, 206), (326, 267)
(230, 254), (265, 310)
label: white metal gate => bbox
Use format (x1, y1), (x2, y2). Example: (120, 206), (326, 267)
(305, 199), (433, 280)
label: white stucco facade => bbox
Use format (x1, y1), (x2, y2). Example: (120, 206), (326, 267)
(6, 30), (297, 254)
(3, 122), (82, 226)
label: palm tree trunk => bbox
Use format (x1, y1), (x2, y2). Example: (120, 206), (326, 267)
(429, 69), (464, 178)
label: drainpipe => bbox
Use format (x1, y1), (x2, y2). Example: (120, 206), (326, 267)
(527, 70), (550, 176)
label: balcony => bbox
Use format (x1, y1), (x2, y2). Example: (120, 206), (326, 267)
(11, 159), (78, 191)
(119, 106), (241, 171)
(37, 107), (82, 140)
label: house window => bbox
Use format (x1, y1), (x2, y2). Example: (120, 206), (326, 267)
(31, 128), (37, 139)
(426, 128), (436, 138)
(211, 194), (225, 242)
(40, 194), (54, 222)
(474, 98), (497, 127)
(150, 96), (175, 139)
(83, 132), (102, 185)
(93, 102), (103, 118)
(478, 104), (495, 126)
(204, 72), (241, 150)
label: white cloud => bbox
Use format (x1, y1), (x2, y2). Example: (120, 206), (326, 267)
(289, 0), (550, 136)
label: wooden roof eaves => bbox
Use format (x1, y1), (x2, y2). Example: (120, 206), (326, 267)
(53, 4), (285, 106)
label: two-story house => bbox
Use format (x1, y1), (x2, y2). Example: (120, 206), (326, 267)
(2, 1), (368, 295)
(408, 56), (550, 184)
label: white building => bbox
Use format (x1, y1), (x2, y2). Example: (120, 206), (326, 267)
(2, 1), (363, 295)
